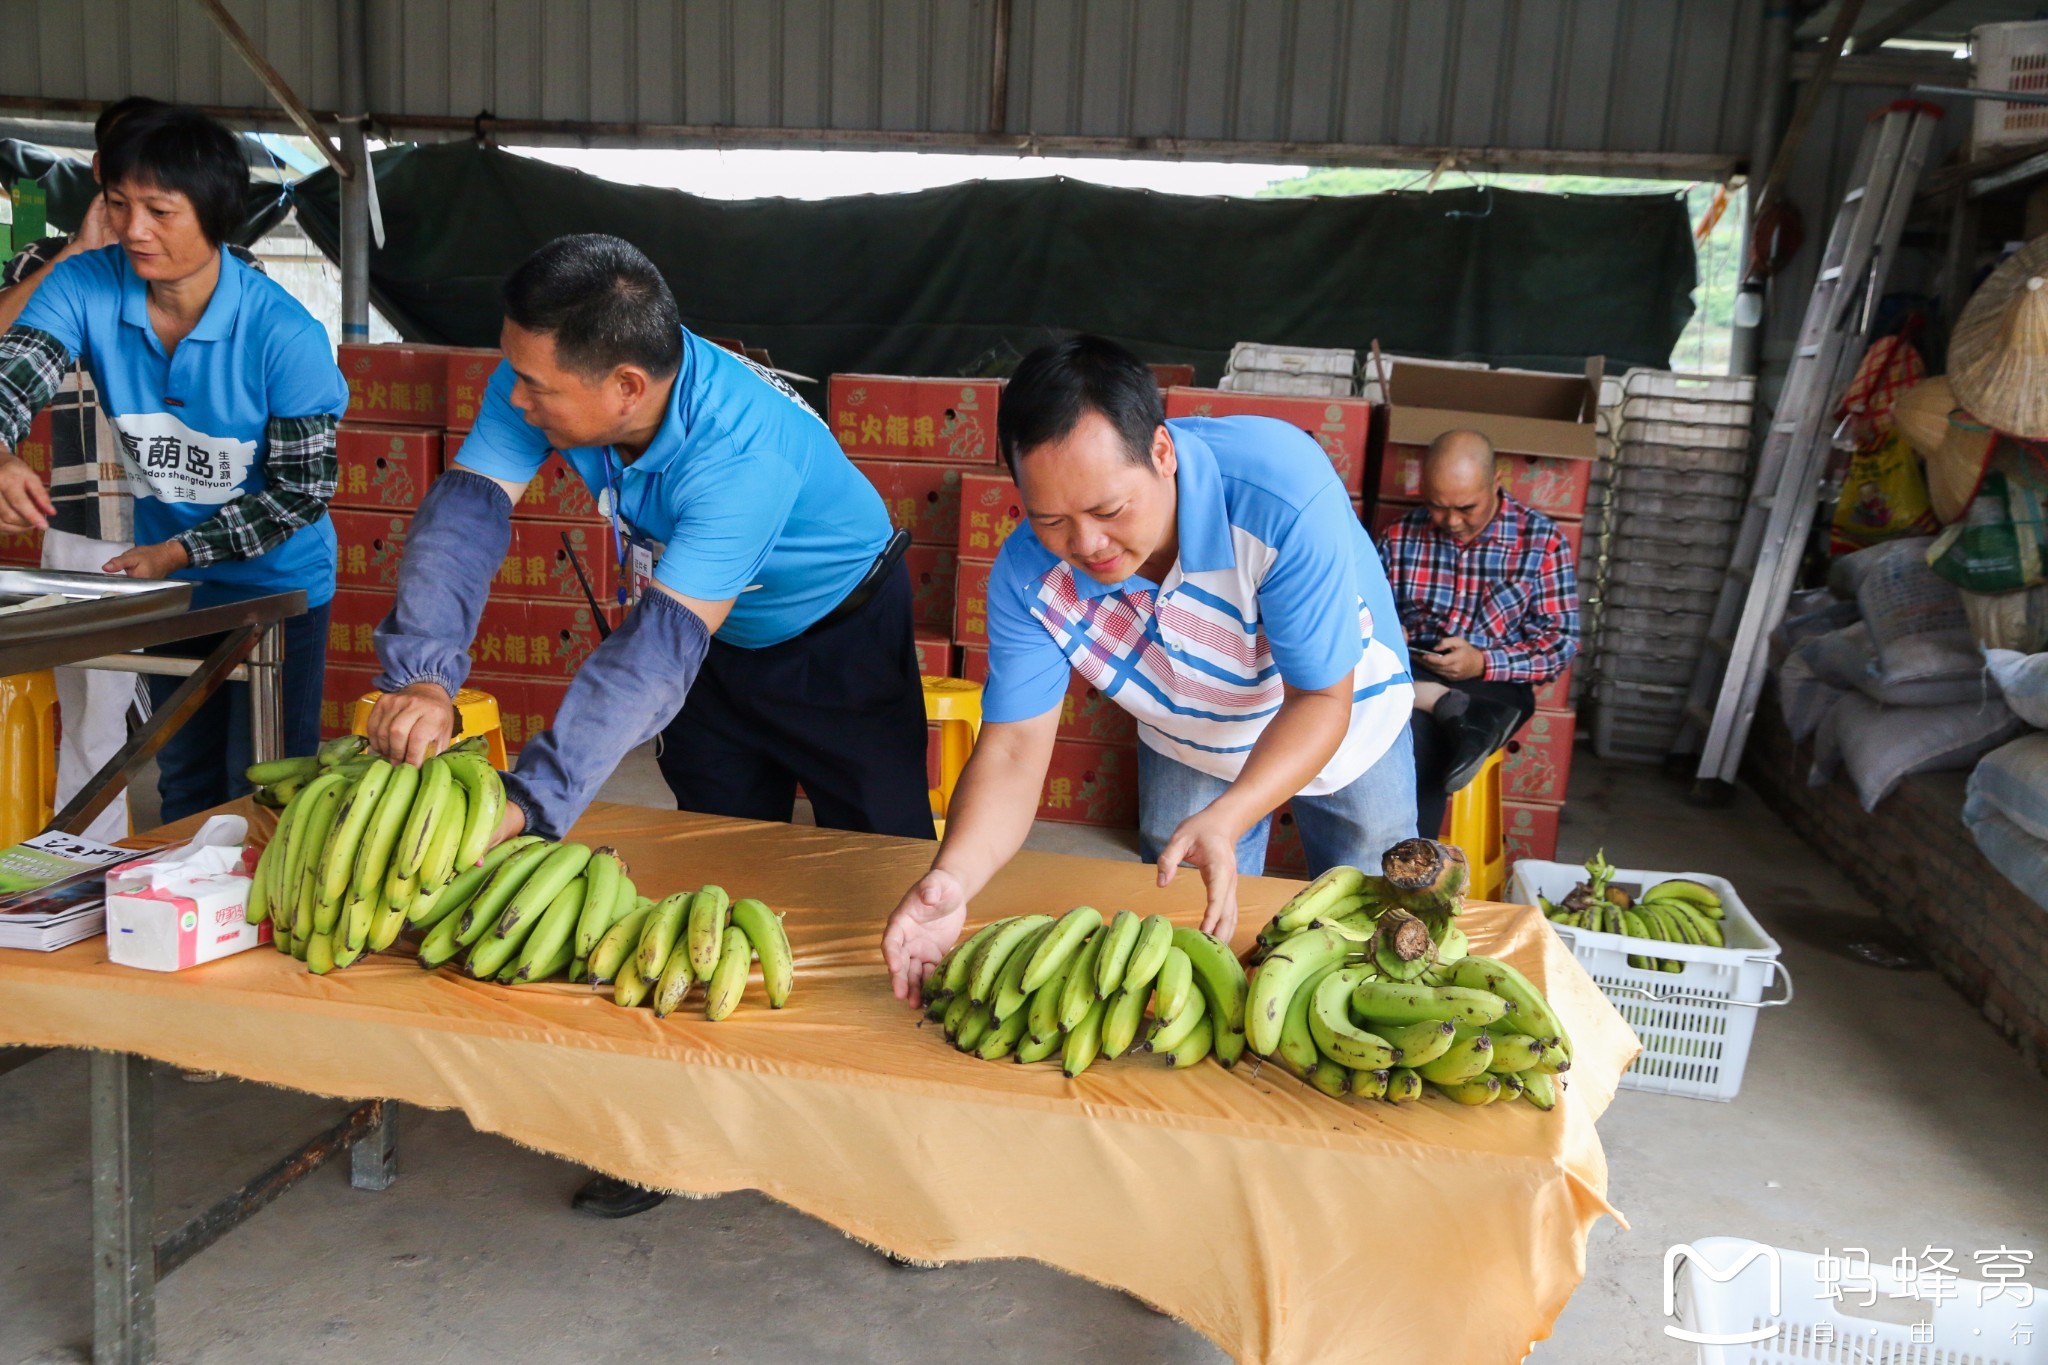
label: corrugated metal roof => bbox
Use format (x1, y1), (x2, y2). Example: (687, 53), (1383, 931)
(0, 0), (1765, 172)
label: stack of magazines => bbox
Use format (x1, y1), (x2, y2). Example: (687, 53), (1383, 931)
(0, 831), (152, 951)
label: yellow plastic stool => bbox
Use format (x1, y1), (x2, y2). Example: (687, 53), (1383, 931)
(0, 671), (58, 848)
(924, 676), (983, 836)
(351, 687), (510, 770)
(1440, 747), (1508, 901)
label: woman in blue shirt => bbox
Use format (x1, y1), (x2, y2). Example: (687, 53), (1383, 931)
(0, 104), (347, 822)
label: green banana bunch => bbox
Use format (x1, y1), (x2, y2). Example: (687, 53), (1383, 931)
(925, 914), (1243, 1079)
(1546, 880), (1724, 969)
(1240, 909), (1572, 1111)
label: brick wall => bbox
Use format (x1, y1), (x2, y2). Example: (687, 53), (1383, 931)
(1743, 682), (2048, 1078)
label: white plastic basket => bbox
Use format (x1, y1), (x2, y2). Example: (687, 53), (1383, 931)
(1620, 370), (1756, 404)
(1609, 556), (1727, 594)
(1218, 369), (1355, 397)
(1508, 860), (1792, 1101)
(1972, 20), (2048, 152)
(1673, 1236), (2046, 1363)
(1618, 395), (1755, 428)
(1619, 418), (1751, 451)
(1226, 341), (1355, 376)
(1614, 464), (1749, 501)
(1619, 442), (1751, 477)
(1591, 679), (1688, 763)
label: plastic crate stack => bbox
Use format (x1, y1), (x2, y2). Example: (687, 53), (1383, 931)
(1218, 342), (1357, 397)
(1588, 371), (1756, 762)
(1580, 373), (1627, 708)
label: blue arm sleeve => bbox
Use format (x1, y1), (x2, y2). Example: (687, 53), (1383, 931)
(371, 469), (512, 696)
(980, 539), (1071, 724)
(503, 590), (710, 840)
(1258, 483), (1368, 692)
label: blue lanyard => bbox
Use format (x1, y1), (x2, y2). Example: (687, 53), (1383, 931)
(599, 449), (629, 606)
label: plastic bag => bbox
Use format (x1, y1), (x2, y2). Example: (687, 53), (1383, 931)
(1830, 430), (1940, 554)
(1926, 447), (2048, 592)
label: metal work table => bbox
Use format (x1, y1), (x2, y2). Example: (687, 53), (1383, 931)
(0, 579), (398, 1365)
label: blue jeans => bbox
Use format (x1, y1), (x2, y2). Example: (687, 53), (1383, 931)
(1136, 724), (1419, 877)
(147, 602), (330, 825)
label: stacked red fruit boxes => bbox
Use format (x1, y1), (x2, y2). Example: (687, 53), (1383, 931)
(1365, 360), (1605, 864)
(324, 343), (619, 755)
(831, 375), (982, 797)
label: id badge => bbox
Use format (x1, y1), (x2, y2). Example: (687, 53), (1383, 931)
(626, 531), (663, 607)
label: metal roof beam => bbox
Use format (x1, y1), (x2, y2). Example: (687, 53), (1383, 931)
(193, 0), (352, 179)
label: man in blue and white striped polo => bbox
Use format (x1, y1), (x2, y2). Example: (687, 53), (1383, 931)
(883, 335), (1416, 1001)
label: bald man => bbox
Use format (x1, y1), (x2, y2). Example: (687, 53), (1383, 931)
(1377, 430), (1578, 835)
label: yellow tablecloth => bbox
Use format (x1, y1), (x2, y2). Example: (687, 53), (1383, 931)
(0, 802), (1638, 1364)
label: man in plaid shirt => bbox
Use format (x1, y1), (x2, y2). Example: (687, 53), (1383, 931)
(1378, 430), (1578, 834)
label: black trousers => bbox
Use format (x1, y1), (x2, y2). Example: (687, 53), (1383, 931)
(655, 559), (936, 839)
(1411, 677), (1536, 840)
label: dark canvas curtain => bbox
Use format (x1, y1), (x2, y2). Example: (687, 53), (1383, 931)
(292, 142), (1697, 387)
(0, 139), (295, 248)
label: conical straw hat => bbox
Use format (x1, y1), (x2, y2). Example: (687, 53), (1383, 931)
(1926, 410), (1997, 524)
(1892, 375), (1954, 458)
(1950, 236), (2048, 439)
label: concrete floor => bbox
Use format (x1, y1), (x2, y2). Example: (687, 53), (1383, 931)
(5, 748), (2045, 1363)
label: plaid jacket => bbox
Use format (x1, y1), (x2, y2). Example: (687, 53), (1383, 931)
(2, 237), (265, 547)
(1377, 491), (1579, 684)
(0, 241), (332, 566)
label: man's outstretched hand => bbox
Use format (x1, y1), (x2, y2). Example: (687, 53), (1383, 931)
(881, 869), (970, 1005)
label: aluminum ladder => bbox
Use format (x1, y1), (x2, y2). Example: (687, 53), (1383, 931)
(1676, 99), (1943, 801)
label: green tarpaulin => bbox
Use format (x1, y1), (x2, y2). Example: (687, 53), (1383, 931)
(293, 142), (1695, 388)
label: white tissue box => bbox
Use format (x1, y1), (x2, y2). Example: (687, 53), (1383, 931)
(105, 845), (265, 972)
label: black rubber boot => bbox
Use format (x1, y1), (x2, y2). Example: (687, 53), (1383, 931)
(572, 1174), (668, 1219)
(1440, 696), (1525, 795)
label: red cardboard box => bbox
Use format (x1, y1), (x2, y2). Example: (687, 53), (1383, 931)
(339, 344), (448, 427)
(473, 598), (617, 679)
(1149, 363), (1196, 389)
(958, 472), (1024, 559)
(953, 556), (992, 647)
(324, 589), (392, 668)
(1266, 804), (1308, 879)
(1503, 799), (1562, 864)
(1039, 738), (1139, 827)
(1503, 709), (1576, 805)
(1164, 387), (1371, 493)
(960, 645), (1137, 745)
(853, 459), (964, 546)
(914, 628), (955, 678)
(330, 509), (413, 591)
(0, 527), (41, 566)
(828, 375), (1002, 463)
(13, 409), (52, 478)
(907, 545), (958, 633)
(1533, 663), (1574, 712)
(329, 590), (618, 680)
(318, 664), (382, 740)
(444, 348), (501, 432)
(445, 440), (605, 524)
(497, 519), (618, 604)
(1378, 444), (1592, 521)
(334, 424), (439, 511)
(466, 671), (572, 754)
(517, 452), (603, 523)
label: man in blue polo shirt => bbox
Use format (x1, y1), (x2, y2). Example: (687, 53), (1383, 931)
(366, 234), (932, 1217)
(882, 336), (1417, 1002)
